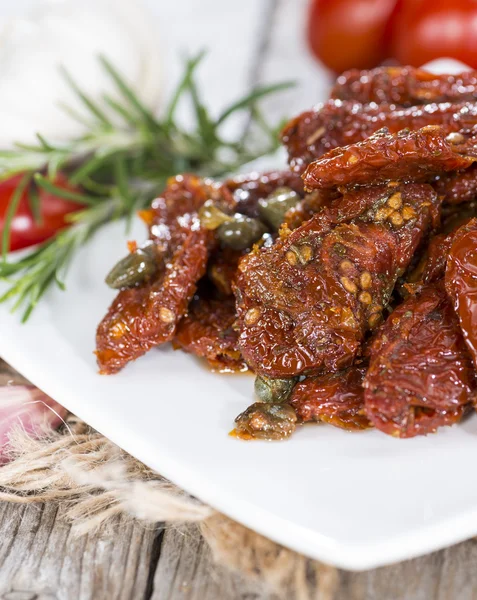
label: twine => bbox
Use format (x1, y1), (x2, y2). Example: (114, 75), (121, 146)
(0, 414), (338, 600)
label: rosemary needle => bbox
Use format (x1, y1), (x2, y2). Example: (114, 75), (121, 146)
(0, 53), (294, 321)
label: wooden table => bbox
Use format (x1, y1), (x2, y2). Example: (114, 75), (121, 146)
(0, 1), (476, 598)
(2, 501), (477, 599)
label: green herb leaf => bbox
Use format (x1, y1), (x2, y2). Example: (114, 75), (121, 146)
(60, 65), (113, 129)
(98, 56), (159, 129)
(217, 80), (295, 126)
(34, 174), (99, 206)
(165, 53), (206, 129)
(0, 53), (291, 320)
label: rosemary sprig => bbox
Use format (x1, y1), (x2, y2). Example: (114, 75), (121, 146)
(0, 54), (293, 320)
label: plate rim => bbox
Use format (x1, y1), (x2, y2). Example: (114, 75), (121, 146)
(1, 331), (477, 572)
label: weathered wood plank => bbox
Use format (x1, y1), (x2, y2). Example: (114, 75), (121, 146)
(436, 540), (477, 600)
(334, 539), (477, 600)
(0, 359), (29, 386)
(150, 526), (477, 600)
(0, 502), (161, 600)
(151, 525), (279, 600)
(2, 501), (477, 600)
(340, 551), (444, 600)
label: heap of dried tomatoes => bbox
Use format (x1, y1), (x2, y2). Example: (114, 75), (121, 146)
(96, 64), (477, 441)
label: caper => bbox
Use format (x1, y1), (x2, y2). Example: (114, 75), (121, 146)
(217, 215), (267, 250)
(105, 241), (158, 289)
(258, 187), (300, 229)
(234, 402), (297, 441)
(198, 200), (233, 230)
(254, 375), (297, 403)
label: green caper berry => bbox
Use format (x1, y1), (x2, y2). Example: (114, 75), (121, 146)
(198, 200), (233, 230)
(257, 187), (300, 229)
(105, 242), (158, 289)
(217, 215), (267, 250)
(234, 402), (297, 440)
(254, 375), (297, 403)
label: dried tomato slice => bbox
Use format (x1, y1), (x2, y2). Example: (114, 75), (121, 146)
(96, 175), (228, 374)
(235, 183), (438, 378)
(445, 218), (477, 367)
(364, 284), (475, 438)
(173, 288), (245, 372)
(440, 199), (477, 233)
(290, 365), (371, 430)
(207, 247), (243, 296)
(283, 189), (339, 230)
(404, 233), (453, 294)
(282, 100), (477, 174)
(331, 66), (477, 106)
(434, 164), (477, 205)
(302, 126), (477, 190)
(403, 202), (477, 295)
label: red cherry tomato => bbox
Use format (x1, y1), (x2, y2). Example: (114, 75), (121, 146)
(390, 0), (477, 69)
(0, 174), (84, 251)
(307, 0), (399, 73)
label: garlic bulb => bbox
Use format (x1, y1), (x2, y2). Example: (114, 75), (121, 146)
(0, 0), (162, 148)
(0, 385), (68, 463)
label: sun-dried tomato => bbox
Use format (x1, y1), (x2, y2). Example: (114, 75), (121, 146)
(403, 202), (477, 295)
(302, 126), (477, 191)
(445, 218), (477, 368)
(441, 200), (477, 232)
(283, 101), (477, 173)
(290, 365), (371, 430)
(207, 247), (243, 296)
(434, 164), (477, 205)
(404, 233), (452, 295)
(331, 66), (477, 106)
(235, 183), (438, 378)
(173, 287), (246, 372)
(364, 284), (475, 437)
(96, 175), (229, 374)
(283, 189), (340, 229)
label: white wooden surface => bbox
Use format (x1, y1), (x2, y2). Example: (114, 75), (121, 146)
(0, 1), (475, 599)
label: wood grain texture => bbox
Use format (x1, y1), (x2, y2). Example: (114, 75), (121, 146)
(0, 502), (161, 600)
(0, 360), (29, 386)
(340, 540), (477, 600)
(1, 503), (477, 600)
(151, 526), (279, 600)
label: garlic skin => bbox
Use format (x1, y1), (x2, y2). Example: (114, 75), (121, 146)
(0, 0), (162, 148)
(0, 385), (68, 463)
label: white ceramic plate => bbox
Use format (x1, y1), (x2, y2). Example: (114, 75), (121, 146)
(1, 59), (477, 572)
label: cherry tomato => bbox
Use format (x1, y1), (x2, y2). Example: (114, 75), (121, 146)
(0, 174), (84, 251)
(390, 0), (477, 69)
(307, 0), (399, 73)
